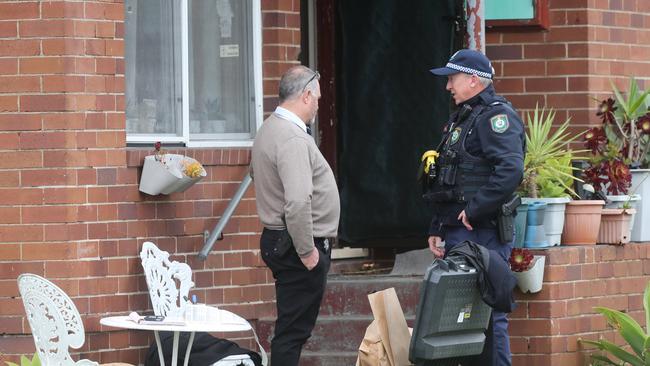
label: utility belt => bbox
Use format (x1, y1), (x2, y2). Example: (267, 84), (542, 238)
(424, 193), (521, 244)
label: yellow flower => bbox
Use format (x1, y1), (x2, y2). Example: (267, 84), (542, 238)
(183, 160), (203, 178)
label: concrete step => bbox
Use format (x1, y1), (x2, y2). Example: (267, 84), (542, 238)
(320, 274), (422, 317)
(299, 351), (359, 366)
(257, 272), (422, 361)
(258, 315), (416, 352)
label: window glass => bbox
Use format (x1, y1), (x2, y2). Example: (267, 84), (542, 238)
(125, 0), (182, 136)
(125, 0), (257, 143)
(189, 0), (254, 139)
(486, 0), (534, 20)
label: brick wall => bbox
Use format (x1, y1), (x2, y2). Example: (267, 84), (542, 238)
(487, 0), (650, 136)
(511, 244), (650, 365)
(0, 0), (302, 364)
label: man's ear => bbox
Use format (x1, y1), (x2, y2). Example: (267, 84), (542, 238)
(302, 90), (311, 104)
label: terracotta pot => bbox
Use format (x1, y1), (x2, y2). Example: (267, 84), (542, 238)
(561, 200), (605, 245)
(598, 208), (636, 245)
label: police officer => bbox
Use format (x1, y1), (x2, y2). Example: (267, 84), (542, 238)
(426, 49), (525, 366)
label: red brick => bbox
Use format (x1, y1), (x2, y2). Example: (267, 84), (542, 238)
(0, 226), (43, 243)
(96, 22), (115, 38)
(42, 1), (85, 19)
(19, 19), (73, 37)
(23, 206), (77, 224)
(86, 39), (106, 55)
(84, 2), (124, 21)
(0, 113), (41, 131)
(43, 187), (87, 205)
(42, 38), (85, 56)
(21, 95), (67, 112)
(0, 76), (39, 93)
(44, 223), (87, 241)
(0, 171), (19, 187)
(0, 151), (41, 168)
(21, 169), (73, 187)
(19, 131), (73, 149)
(0, 21), (17, 37)
(526, 77), (567, 92)
(0, 2), (39, 20)
(0, 95), (18, 112)
(20, 57), (71, 74)
(0, 132), (18, 150)
(0, 58), (18, 75)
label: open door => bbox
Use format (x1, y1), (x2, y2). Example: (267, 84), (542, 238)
(311, 0), (464, 248)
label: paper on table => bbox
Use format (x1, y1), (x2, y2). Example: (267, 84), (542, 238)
(128, 312), (185, 326)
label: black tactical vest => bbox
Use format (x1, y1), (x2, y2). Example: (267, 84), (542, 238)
(424, 95), (520, 223)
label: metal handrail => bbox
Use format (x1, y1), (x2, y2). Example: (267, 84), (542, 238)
(198, 173), (252, 260)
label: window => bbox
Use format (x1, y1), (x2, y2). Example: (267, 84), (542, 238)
(485, 0), (549, 30)
(125, 0), (262, 147)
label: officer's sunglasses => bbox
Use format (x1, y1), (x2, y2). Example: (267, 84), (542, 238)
(301, 71), (320, 92)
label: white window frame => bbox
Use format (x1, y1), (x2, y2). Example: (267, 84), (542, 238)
(125, 0), (263, 148)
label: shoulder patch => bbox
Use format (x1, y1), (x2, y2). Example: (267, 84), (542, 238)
(490, 114), (509, 133)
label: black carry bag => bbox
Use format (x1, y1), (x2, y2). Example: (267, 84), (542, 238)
(408, 257), (492, 366)
(145, 331), (262, 366)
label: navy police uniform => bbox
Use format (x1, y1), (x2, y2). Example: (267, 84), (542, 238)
(428, 50), (525, 366)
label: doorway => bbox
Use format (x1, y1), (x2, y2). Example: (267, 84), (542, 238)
(304, 0), (464, 250)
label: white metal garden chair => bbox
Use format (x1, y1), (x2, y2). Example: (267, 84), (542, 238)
(140, 241), (263, 366)
(17, 273), (132, 366)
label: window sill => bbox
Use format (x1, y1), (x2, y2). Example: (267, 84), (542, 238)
(126, 147), (251, 168)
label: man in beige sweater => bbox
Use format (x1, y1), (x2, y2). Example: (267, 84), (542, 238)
(251, 65), (340, 366)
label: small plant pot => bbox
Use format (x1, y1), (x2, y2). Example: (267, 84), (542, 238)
(598, 208), (636, 245)
(513, 255), (545, 294)
(524, 201), (549, 248)
(139, 154), (206, 195)
(561, 200), (604, 245)
(514, 203), (528, 248)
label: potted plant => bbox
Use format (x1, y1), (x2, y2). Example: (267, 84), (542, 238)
(509, 248), (545, 294)
(561, 184), (605, 246)
(580, 280), (650, 365)
(588, 78), (650, 241)
(5, 353), (40, 366)
(520, 105), (586, 246)
(138, 142), (207, 195)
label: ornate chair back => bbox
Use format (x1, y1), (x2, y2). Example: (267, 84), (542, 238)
(17, 273), (99, 366)
(140, 241), (194, 318)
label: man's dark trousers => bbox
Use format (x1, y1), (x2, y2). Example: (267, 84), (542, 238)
(444, 226), (513, 366)
(260, 228), (331, 366)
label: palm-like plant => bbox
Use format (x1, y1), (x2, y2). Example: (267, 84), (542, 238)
(5, 353), (40, 366)
(581, 280), (650, 365)
(522, 105), (586, 198)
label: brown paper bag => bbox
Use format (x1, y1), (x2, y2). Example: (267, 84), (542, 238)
(356, 288), (413, 366)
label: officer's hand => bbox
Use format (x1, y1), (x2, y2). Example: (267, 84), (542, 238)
(300, 248), (320, 270)
(458, 210), (474, 231)
(428, 236), (445, 258)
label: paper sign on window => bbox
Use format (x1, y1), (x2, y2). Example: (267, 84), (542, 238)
(220, 45), (239, 58)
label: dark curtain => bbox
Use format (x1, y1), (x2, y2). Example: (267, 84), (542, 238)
(337, 1), (460, 245)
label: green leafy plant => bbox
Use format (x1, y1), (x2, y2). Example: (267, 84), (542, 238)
(580, 280), (650, 365)
(521, 105), (586, 198)
(5, 353), (40, 366)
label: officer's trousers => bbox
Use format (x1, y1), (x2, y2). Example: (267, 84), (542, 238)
(444, 226), (513, 366)
(260, 228), (331, 366)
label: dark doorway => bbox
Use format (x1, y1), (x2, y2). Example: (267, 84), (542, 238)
(310, 1), (464, 248)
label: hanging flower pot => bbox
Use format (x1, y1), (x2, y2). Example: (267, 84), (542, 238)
(513, 256), (545, 294)
(509, 248), (545, 294)
(139, 153), (206, 196)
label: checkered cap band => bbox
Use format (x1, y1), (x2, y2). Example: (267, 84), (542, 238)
(445, 62), (492, 79)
